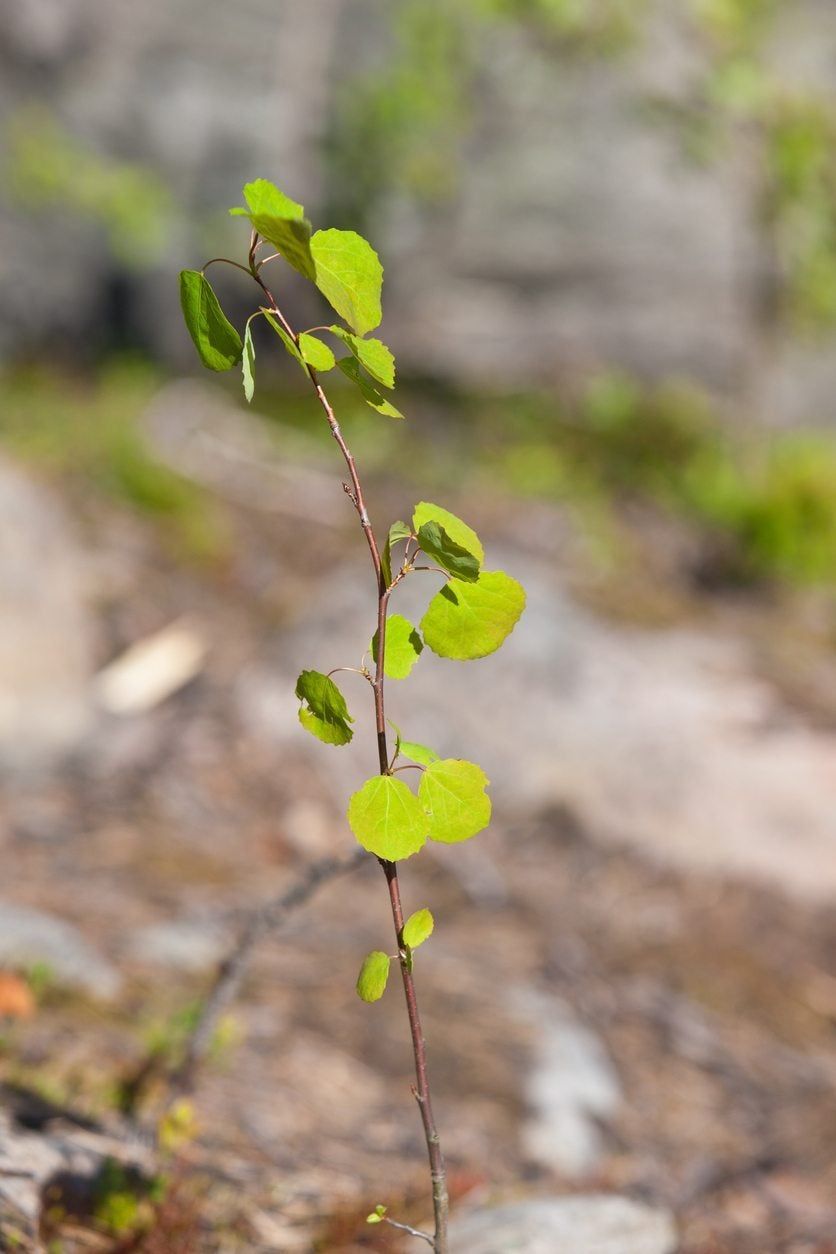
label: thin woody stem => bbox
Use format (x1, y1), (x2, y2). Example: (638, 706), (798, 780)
(262, 299), (449, 1251)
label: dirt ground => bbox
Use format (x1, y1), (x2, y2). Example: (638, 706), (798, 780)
(1, 468), (836, 1253)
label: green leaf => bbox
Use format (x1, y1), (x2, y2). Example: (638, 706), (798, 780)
(338, 357), (403, 418)
(242, 320), (256, 402)
(298, 332), (335, 372)
(356, 951), (390, 1003)
(179, 270), (243, 371)
(403, 908), (434, 949)
(416, 520), (480, 583)
(347, 776), (428, 860)
(398, 740), (439, 767)
(366, 1205), (388, 1224)
(295, 669), (354, 746)
(231, 179), (315, 281)
(381, 520), (412, 586)
(420, 571), (526, 660)
(419, 759), (491, 844)
(371, 614), (423, 680)
(310, 228), (383, 335)
(329, 327), (395, 388)
(262, 310), (305, 367)
(412, 503), (484, 564)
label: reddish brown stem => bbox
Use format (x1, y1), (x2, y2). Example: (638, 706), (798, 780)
(257, 305), (450, 1251)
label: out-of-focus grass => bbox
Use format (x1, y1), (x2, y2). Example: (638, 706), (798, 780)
(0, 361), (228, 561)
(459, 372), (836, 589)
(3, 360), (835, 590)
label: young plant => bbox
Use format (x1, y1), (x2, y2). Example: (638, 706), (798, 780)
(179, 179), (525, 1251)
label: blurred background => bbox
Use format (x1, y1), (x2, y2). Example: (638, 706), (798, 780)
(1, 1), (836, 1250)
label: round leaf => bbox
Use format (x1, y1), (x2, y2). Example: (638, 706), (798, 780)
(403, 908), (434, 949)
(356, 951), (390, 1003)
(179, 270), (243, 372)
(419, 759), (491, 844)
(420, 571), (525, 660)
(371, 614), (423, 679)
(347, 776), (428, 860)
(412, 503), (484, 564)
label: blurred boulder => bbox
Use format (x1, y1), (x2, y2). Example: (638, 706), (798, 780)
(0, 456), (93, 769)
(449, 1195), (677, 1254)
(2, 2), (836, 418)
(516, 993), (622, 1178)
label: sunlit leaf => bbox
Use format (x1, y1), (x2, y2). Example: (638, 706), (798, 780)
(356, 951), (390, 1003)
(231, 178), (315, 280)
(298, 331), (335, 372)
(347, 775), (427, 860)
(338, 357), (403, 418)
(419, 759), (491, 843)
(179, 270), (243, 371)
(403, 908), (434, 949)
(311, 228), (383, 334)
(371, 614), (423, 679)
(330, 327), (395, 388)
(398, 740), (439, 767)
(420, 571), (525, 660)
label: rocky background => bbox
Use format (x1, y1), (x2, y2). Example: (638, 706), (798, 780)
(1, 2), (836, 1252)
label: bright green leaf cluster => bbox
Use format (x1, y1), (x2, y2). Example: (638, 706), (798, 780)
(366, 1204), (388, 1224)
(347, 759), (491, 860)
(179, 178), (399, 413)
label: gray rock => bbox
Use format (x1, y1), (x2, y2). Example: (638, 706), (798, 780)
(449, 1196), (678, 1254)
(516, 995), (621, 1178)
(0, 901), (120, 999)
(127, 918), (229, 973)
(0, 456), (93, 768)
(2, 3), (836, 421)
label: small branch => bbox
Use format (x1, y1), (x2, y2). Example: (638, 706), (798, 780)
(383, 1216), (436, 1247)
(168, 849), (366, 1101)
(122, 850), (366, 1115)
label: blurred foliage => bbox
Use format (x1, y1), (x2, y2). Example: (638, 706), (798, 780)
(464, 371), (836, 589)
(0, 362), (227, 561)
(325, 0), (643, 224)
(4, 107), (172, 266)
(2, 359), (835, 592)
(689, 0), (836, 332)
